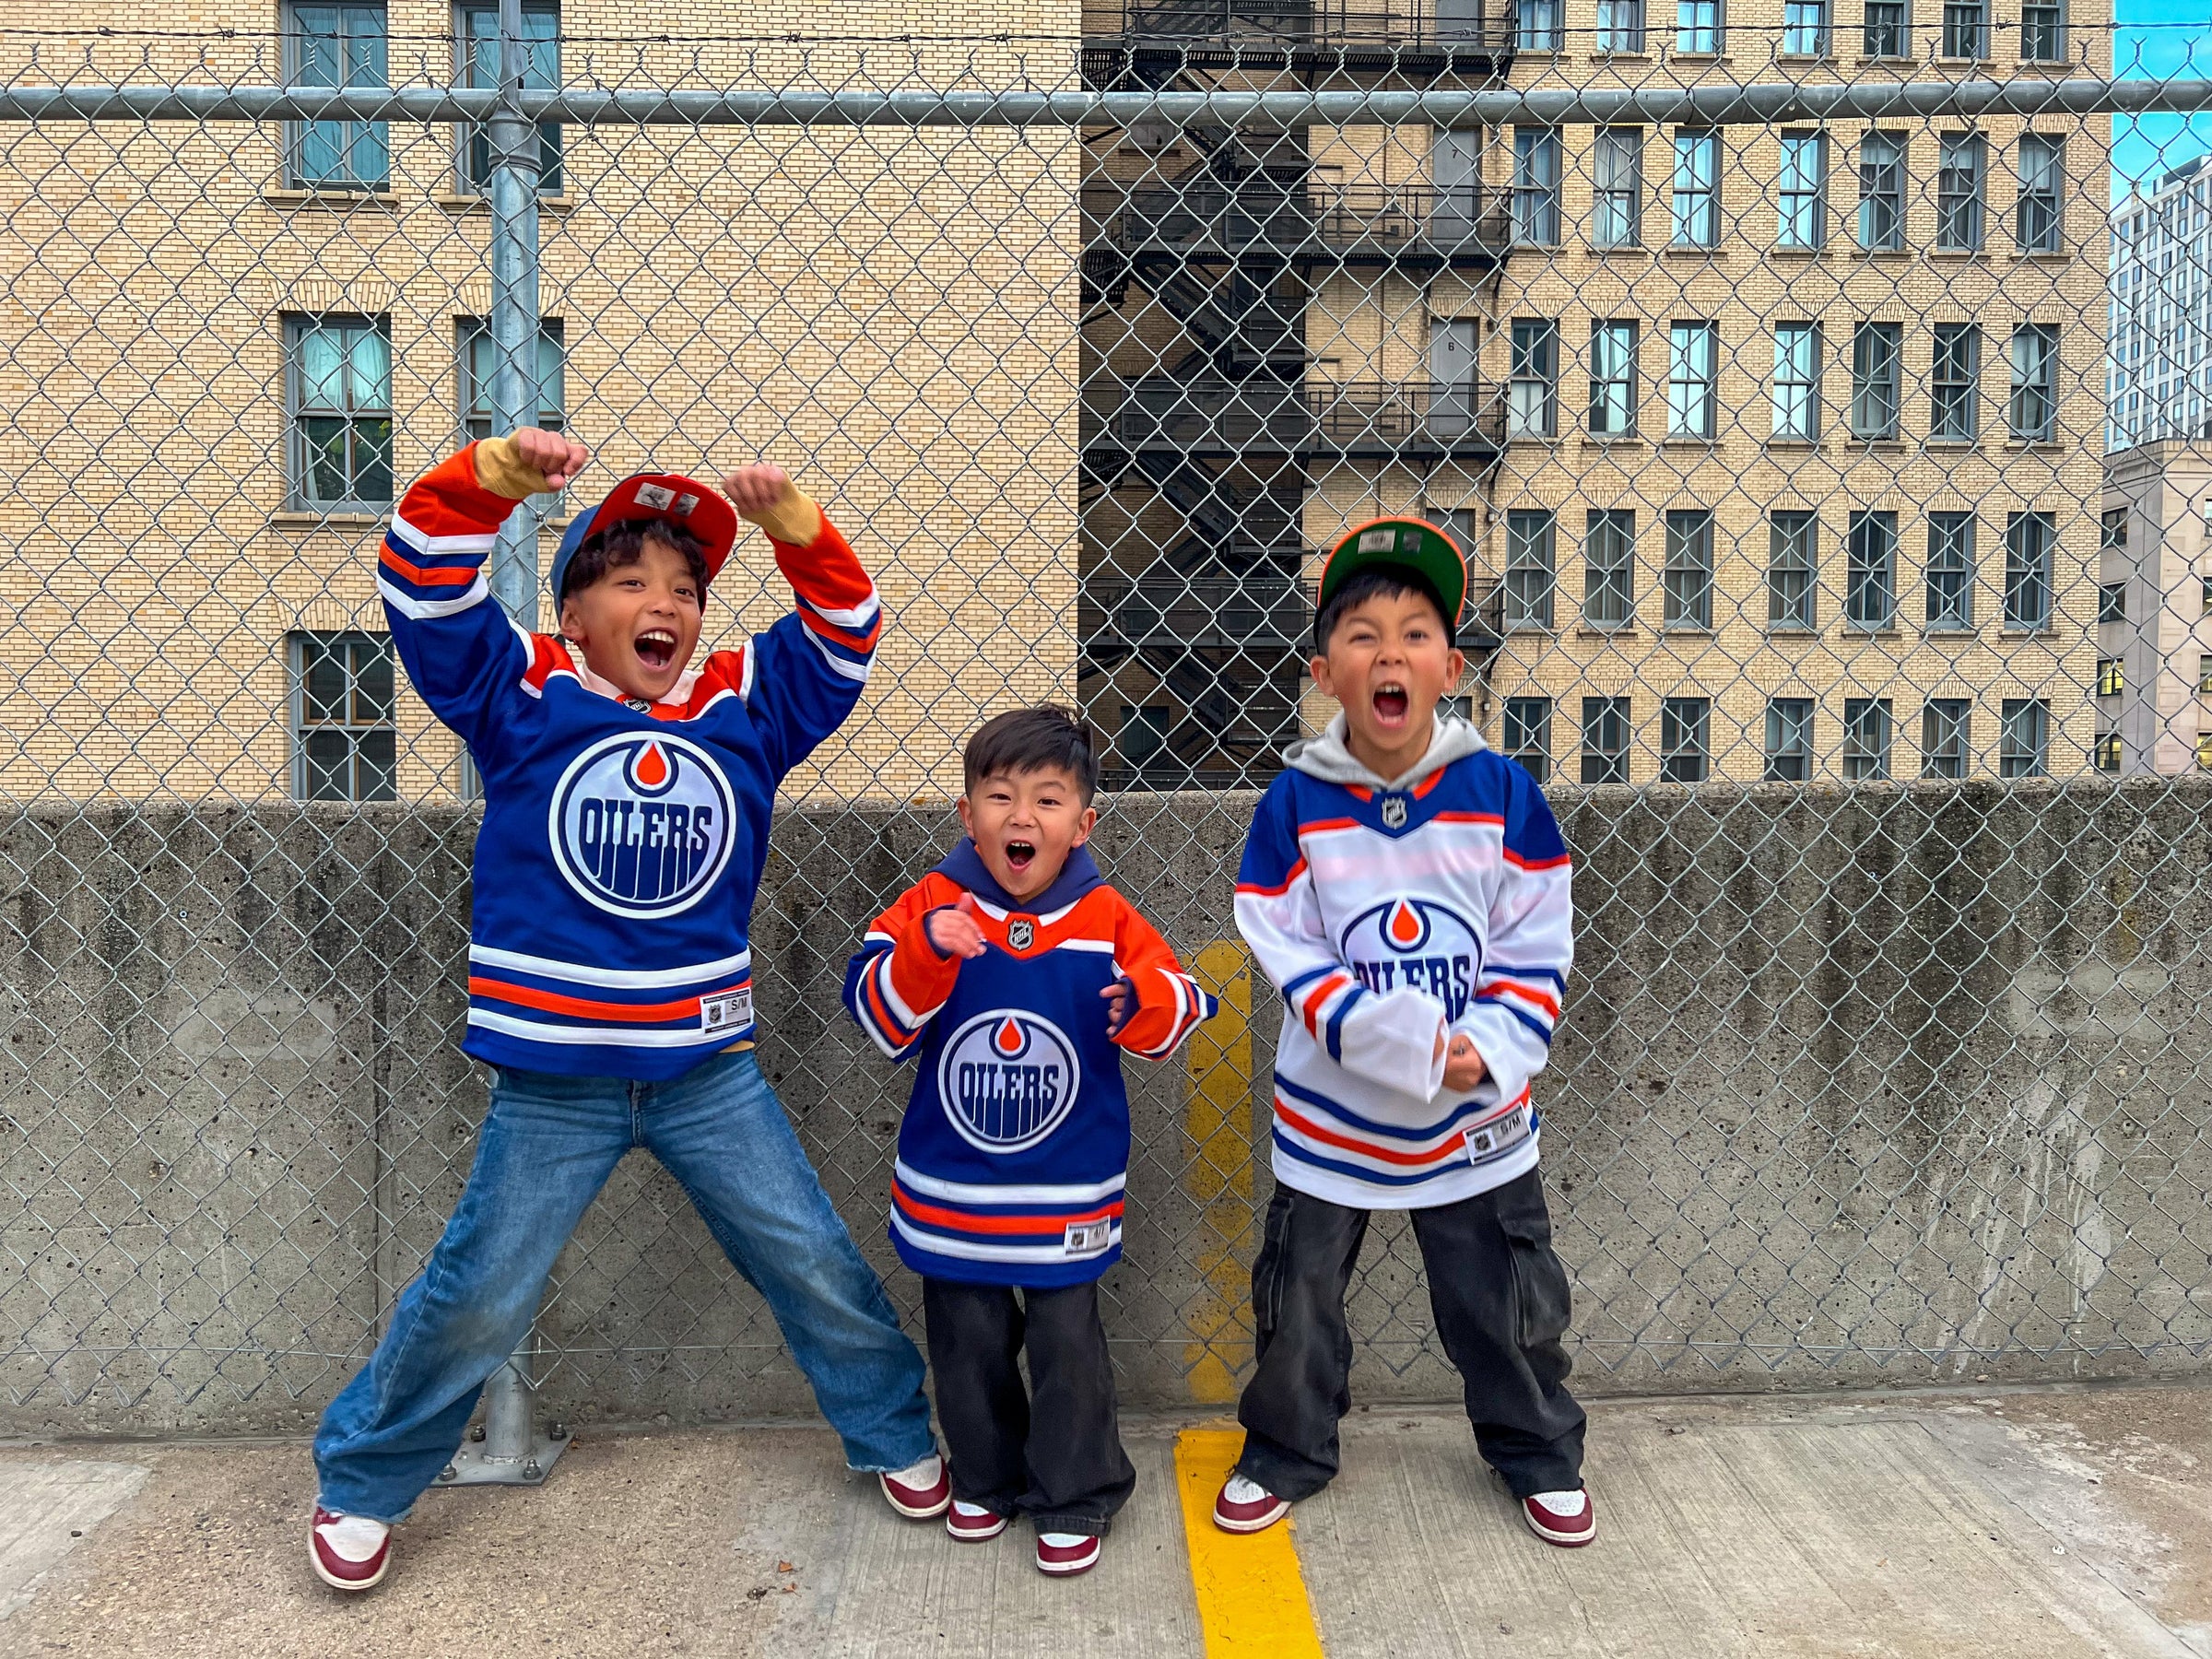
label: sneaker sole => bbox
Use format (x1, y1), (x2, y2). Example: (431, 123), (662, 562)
(308, 1535), (388, 1593)
(880, 1478), (952, 1521)
(1036, 1547), (1100, 1576)
(1524, 1511), (1595, 1547)
(1212, 1500), (1290, 1535)
(947, 1514), (1010, 1542)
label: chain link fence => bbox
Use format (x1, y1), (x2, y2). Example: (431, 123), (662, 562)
(2, 18), (2211, 1434)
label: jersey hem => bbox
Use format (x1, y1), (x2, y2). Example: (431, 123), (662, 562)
(1268, 1136), (1541, 1210)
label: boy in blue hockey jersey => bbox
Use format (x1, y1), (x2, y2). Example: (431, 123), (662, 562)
(309, 427), (948, 1594)
(1209, 521), (1593, 1549)
(842, 706), (1216, 1578)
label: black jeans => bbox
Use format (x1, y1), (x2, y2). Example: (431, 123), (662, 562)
(922, 1277), (1136, 1536)
(1233, 1169), (1586, 1501)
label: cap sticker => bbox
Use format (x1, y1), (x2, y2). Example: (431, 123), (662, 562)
(634, 482), (677, 511)
(1359, 528), (1394, 553)
(674, 493), (700, 516)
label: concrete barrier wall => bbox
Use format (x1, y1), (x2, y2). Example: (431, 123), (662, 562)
(3, 779), (2209, 1436)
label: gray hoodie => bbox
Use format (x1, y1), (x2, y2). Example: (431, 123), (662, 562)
(1281, 711), (1489, 790)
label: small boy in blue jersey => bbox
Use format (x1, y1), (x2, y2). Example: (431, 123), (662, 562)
(1210, 520), (1591, 1548)
(308, 428), (949, 1594)
(841, 706), (1217, 1577)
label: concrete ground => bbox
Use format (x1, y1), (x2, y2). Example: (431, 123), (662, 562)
(0, 1382), (2207, 1658)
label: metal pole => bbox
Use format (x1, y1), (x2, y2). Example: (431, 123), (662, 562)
(440, 0), (568, 1493)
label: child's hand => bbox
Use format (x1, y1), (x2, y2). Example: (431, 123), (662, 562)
(1442, 1033), (1488, 1092)
(721, 464), (793, 520)
(1100, 975), (1136, 1038)
(511, 427), (588, 490)
(924, 893), (988, 960)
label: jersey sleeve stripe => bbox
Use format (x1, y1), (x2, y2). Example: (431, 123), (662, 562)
(378, 573), (489, 621)
(1477, 978), (1562, 1019)
(1235, 855), (1308, 899)
(1503, 848), (1573, 871)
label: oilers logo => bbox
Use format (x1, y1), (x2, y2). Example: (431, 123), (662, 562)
(1338, 898), (1481, 1020)
(936, 1010), (1081, 1154)
(547, 734), (737, 918)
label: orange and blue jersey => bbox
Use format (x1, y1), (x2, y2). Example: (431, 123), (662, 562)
(378, 442), (881, 1080)
(843, 840), (1216, 1287)
(1235, 744), (1573, 1209)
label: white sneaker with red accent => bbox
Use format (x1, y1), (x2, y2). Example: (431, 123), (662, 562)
(946, 1500), (1008, 1541)
(1035, 1531), (1100, 1576)
(1212, 1473), (1291, 1534)
(309, 1507), (391, 1592)
(879, 1452), (953, 1520)
(1522, 1488), (1595, 1547)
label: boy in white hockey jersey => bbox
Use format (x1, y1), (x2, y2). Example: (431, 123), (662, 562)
(1209, 519), (1592, 1548)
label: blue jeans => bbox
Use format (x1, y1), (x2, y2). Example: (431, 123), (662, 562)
(313, 1050), (933, 1523)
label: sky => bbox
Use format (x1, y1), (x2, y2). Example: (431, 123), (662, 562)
(2110, 0), (2212, 198)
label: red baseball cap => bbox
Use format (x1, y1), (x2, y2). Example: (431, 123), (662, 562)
(550, 472), (740, 601)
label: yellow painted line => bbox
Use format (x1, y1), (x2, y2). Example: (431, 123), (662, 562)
(1182, 942), (1256, 1404)
(1174, 1426), (1326, 1658)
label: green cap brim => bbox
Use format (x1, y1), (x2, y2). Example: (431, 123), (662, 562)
(1317, 517), (1468, 630)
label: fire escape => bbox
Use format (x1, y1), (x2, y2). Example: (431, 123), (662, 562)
(1079, 0), (1515, 789)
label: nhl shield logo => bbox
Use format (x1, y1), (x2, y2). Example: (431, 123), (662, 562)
(1381, 794), (1409, 830)
(1007, 918), (1036, 950)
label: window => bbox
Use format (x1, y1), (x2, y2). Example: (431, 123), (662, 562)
(1926, 512), (1976, 628)
(2008, 323), (2057, 440)
(1783, 0), (1830, 53)
(291, 631), (397, 802)
(1122, 703), (1171, 772)
(2021, 0), (2065, 60)
(286, 313), (394, 511)
(1770, 511), (1818, 627)
(1766, 697), (1814, 780)
(1936, 132), (1985, 250)
(1850, 321), (1901, 439)
(1923, 700), (1971, 777)
(1778, 132), (1826, 247)
(1505, 510), (1557, 628)
(2005, 510), (2054, 629)
(1677, 0), (1722, 52)
(2201, 731), (2212, 771)
(1668, 322), (1717, 438)
(1864, 0), (1908, 54)
(1772, 323), (1821, 440)
(1931, 322), (1980, 440)
(1846, 510), (1898, 627)
(457, 1), (562, 195)
(2204, 574), (2212, 614)
(2016, 135), (2063, 253)
(1439, 695), (1475, 724)
(1842, 697), (1893, 780)
(458, 317), (566, 442)
(288, 4), (389, 189)
(1857, 132), (1905, 250)
(2199, 653), (2212, 693)
(1509, 319), (1559, 439)
(1659, 698), (1711, 782)
(1671, 131), (1719, 246)
(2100, 506), (2127, 549)
(1582, 697), (1631, 784)
(1664, 510), (1714, 628)
(1513, 128), (1562, 245)
(1594, 128), (1644, 248)
(1589, 321), (1639, 436)
(1941, 0), (1987, 56)
(2091, 732), (2122, 772)
(1597, 0), (1646, 51)
(1518, 0), (1563, 50)
(2098, 580), (2126, 622)
(1999, 698), (2049, 777)
(1504, 697), (1553, 782)
(2097, 657), (2124, 696)
(1583, 510), (1636, 627)
(1429, 508), (1478, 560)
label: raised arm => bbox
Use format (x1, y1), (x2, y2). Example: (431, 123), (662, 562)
(375, 429), (586, 756)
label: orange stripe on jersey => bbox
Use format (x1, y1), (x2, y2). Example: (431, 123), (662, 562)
(1273, 1098), (1467, 1167)
(468, 975), (745, 1023)
(891, 1182), (1124, 1236)
(1299, 972), (1349, 1036)
(379, 546), (478, 587)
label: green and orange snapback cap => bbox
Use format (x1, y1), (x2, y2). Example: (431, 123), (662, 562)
(1314, 516), (1469, 643)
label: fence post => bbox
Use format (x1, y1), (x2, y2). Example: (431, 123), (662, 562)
(440, 0), (570, 1491)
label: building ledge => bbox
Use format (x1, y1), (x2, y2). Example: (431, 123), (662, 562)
(262, 188), (400, 210)
(432, 194), (578, 216)
(270, 511), (388, 529)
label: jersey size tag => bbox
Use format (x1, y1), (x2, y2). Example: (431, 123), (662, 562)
(1465, 1104), (1532, 1162)
(700, 987), (754, 1034)
(1064, 1219), (1113, 1255)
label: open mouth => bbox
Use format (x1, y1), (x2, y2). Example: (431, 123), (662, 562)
(1003, 840), (1037, 876)
(1372, 681), (1409, 724)
(635, 629), (677, 671)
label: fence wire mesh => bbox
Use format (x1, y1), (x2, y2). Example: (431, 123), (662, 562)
(2, 17), (2211, 1433)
